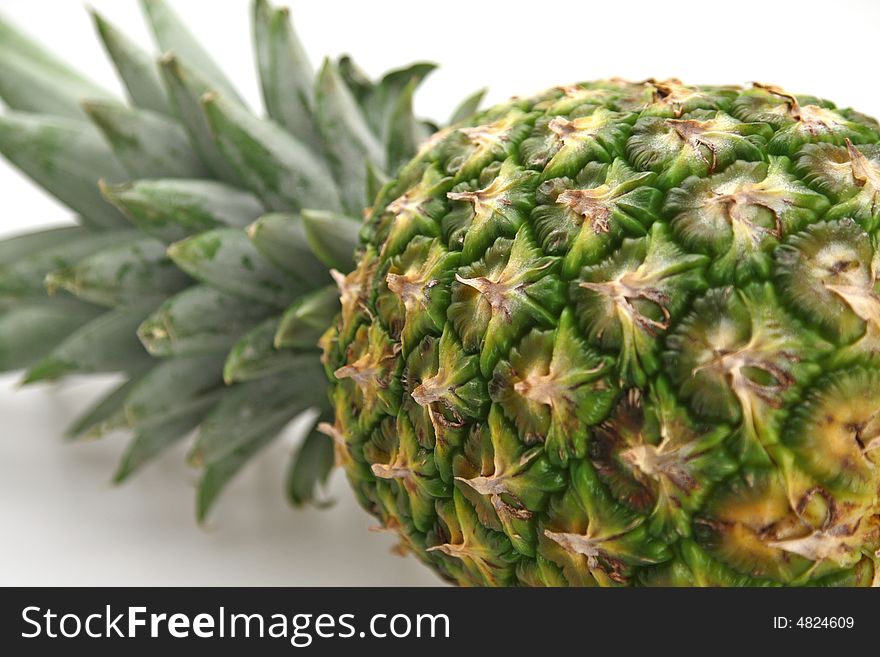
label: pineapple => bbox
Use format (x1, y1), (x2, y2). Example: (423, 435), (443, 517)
(2, 2), (879, 587)
(336, 82), (880, 586)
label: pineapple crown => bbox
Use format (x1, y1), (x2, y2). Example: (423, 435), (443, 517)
(0, 0), (484, 519)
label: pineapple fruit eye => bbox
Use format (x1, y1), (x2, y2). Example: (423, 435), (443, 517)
(774, 219), (879, 347)
(2, 3), (880, 587)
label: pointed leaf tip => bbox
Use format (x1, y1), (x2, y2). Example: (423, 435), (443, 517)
(140, 0), (244, 105)
(0, 15), (115, 119)
(450, 87), (487, 124)
(137, 285), (274, 358)
(300, 209), (361, 271)
(158, 52), (240, 183)
(201, 89), (219, 105)
(224, 319), (313, 385)
(286, 428), (335, 507)
(84, 100), (208, 179)
(66, 375), (142, 441)
(42, 236), (191, 307)
(90, 8), (171, 116)
(22, 302), (155, 383)
(100, 178), (264, 243)
(253, 0), (319, 149)
(274, 285), (339, 350)
(246, 212), (326, 284)
(21, 357), (72, 385)
(167, 228), (303, 308)
(0, 112), (131, 230)
(315, 58), (385, 214)
(386, 77), (423, 173)
(201, 91), (342, 213)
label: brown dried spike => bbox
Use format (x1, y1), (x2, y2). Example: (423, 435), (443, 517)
(578, 278), (672, 336)
(709, 188), (785, 242)
(454, 273), (519, 320)
(666, 118), (719, 172)
(543, 522), (639, 583)
(547, 113), (607, 146)
(447, 179), (514, 217)
(411, 371), (467, 438)
(457, 475), (534, 521)
(856, 409), (880, 454)
(621, 444), (699, 493)
(557, 188), (612, 234)
(752, 82), (800, 109)
(751, 82), (846, 134)
(371, 461), (415, 483)
(334, 330), (400, 395)
(459, 123), (510, 149)
(386, 272), (429, 311)
(845, 139), (880, 206)
(766, 512), (867, 565)
(317, 421), (352, 468)
(647, 78), (699, 116)
(425, 539), (504, 586)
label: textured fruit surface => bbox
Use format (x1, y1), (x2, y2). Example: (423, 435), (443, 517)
(323, 79), (880, 586)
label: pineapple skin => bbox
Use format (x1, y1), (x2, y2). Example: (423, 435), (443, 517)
(323, 79), (880, 586)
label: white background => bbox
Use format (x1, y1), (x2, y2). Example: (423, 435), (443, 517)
(1, 0), (879, 585)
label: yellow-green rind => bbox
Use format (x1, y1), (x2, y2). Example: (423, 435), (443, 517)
(326, 78), (880, 587)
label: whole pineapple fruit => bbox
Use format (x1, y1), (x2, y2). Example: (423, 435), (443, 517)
(2, 3), (879, 587)
(327, 80), (880, 586)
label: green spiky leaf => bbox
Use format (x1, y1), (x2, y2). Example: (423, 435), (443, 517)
(449, 88), (487, 124)
(0, 230), (138, 299)
(45, 236), (191, 308)
(386, 78), (422, 173)
(0, 299), (103, 372)
(123, 353), (225, 428)
(115, 400), (216, 482)
(0, 15), (115, 119)
(0, 226), (91, 265)
(300, 209), (360, 271)
(140, 0), (243, 104)
(252, 0), (319, 150)
(137, 285), (274, 357)
(202, 91), (341, 213)
(84, 101), (207, 178)
(194, 370), (325, 521)
(66, 375), (145, 440)
(90, 9), (171, 116)
(365, 160), (390, 206)
(246, 212), (325, 284)
(193, 363), (326, 466)
(158, 53), (239, 183)
(336, 55), (373, 103)
(23, 300), (156, 383)
(361, 62), (437, 141)
(0, 113), (131, 229)
(167, 227), (302, 307)
(274, 285), (339, 349)
(100, 178), (264, 243)
(286, 428), (334, 506)
(224, 320), (313, 383)
(315, 59), (385, 214)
